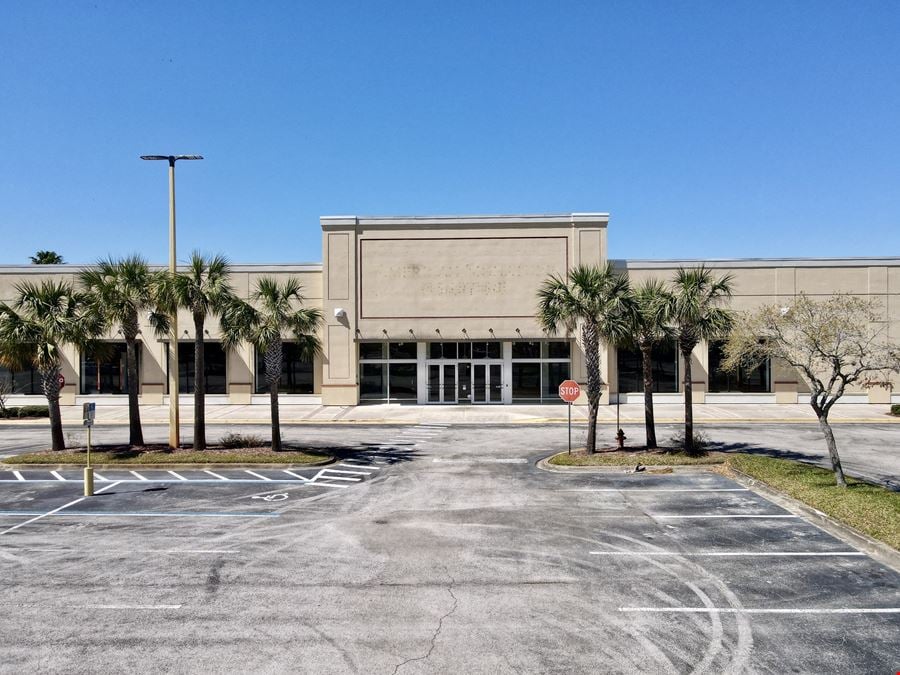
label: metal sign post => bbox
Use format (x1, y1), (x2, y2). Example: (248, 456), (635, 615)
(83, 402), (95, 496)
(558, 380), (582, 455)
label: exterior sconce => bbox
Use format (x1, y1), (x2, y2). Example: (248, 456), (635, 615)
(334, 308), (347, 319)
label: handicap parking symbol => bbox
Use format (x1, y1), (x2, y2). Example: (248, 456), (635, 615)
(252, 493), (289, 502)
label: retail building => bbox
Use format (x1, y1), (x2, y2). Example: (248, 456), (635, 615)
(2, 213), (898, 407)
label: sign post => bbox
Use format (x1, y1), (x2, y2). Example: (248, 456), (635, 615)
(82, 402), (96, 496)
(558, 380), (581, 454)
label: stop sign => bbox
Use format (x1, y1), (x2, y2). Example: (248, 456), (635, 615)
(57, 374), (65, 388)
(558, 379), (581, 403)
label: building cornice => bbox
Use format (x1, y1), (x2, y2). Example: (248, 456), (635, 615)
(321, 213), (609, 230)
(613, 257), (900, 269)
(0, 263), (323, 274)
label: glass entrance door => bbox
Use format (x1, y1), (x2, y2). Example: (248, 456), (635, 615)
(427, 363), (457, 404)
(457, 362), (471, 403)
(471, 363), (503, 404)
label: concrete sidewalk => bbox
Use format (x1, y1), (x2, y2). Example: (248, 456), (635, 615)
(3, 402), (898, 426)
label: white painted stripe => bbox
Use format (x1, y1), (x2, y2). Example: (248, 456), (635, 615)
(167, 471), (187, 481)
(619, 607), (900, 614)
(244, 470), (271, 481)
(317, 474), (360, 482)
(13, 471), (24, 481)
(204, 470), (229, 480)
(130, 471), (148, 481)
(589, 551), (864, 557)
(311, 481), (350, 488)
(282, 470), (309, 481)
(650, 514), (798, 519)
(339, 463), (379, 470)
(92, 472), (108, 482)
(432, 458), (527, 464)
(323, 468), (370, 476)
(87, 605), (182, 610)
(50, 471), (66, 481)
(0, 496), (85, 536)
(561, 488), (750, 493)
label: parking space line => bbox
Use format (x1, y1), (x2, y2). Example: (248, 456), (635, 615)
(13, 471), (24, 481)
(167, 471), (187, 480)
(204, 470), (229, 480)
(589, 551), (864, 556)
(50, 471), (66, 481)
(649, 514), (798, 519)
(317, 474), (360, 481)
(561, 488), (750, 493)
(282, 470), (309, 481)
(244, 470), (271, 481)
(323, 468), (370, 475)
(619, 607), (900, 614)
(0, 481), (119, 536)
(339, 463), (379, 470)
(312, 481), (350, 488)
(130, 471), (149, 481)
(93, 472), (108, 482)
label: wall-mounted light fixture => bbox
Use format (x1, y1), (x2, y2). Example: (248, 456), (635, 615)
(334, 307), (347, 319)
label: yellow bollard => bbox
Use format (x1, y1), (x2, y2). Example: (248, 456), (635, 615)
(84, 467), (94, 497)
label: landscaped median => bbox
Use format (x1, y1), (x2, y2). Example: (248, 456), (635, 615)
(546, 450), (900, 551)
(3, 448), (333, 466)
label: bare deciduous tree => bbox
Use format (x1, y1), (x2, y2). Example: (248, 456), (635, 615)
(723, 294), (900, 487)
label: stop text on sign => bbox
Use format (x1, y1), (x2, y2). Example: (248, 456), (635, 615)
(558, 379), (581, 403)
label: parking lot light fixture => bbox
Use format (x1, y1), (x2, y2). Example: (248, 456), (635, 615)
(140, 154), (203, 450)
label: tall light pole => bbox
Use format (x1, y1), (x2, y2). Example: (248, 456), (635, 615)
(140, 154), (203, 449)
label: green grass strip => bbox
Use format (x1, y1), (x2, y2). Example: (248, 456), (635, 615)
(548, 451), (727, 466)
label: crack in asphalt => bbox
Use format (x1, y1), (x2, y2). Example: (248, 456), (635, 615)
(392, 575), (459, 674)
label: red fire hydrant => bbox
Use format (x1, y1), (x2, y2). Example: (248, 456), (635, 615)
(616, 428), (627, 449)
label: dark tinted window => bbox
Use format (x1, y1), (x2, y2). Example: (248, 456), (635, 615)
(172, 342), (227, 394)
(0, 365), (42, 395)
(708, 341), (770, 392)
(359, 343), (385, 360)
(389, 363), (417, 399)
(389, 342), (417, 360)
(256, 343), (314, 394)
(542, 362), (571, 398)
(616, 341), (678, 393)
(360, 363), (386, 399)
(512, 341), (541, 359)
(512, 363), (541, 400)
(81, 343), (136, 394)
(546, 341), (570, 359)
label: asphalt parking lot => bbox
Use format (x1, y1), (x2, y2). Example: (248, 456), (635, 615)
(0, 426), (898, 673)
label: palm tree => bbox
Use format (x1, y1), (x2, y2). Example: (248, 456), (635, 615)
(30, 250), (64, 264)
(166, 252), (234, 451)
(0, 281), (103, 450)
(221, 277), (322, 452)
(623, 279), (674, 449)
(80, 256), (170, 447)
(538, 263), (634, 453)
(670, 266), (734, 454)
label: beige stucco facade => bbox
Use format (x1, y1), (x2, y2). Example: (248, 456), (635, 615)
(2, 213), (899, 407)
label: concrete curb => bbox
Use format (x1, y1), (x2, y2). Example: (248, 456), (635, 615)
(725, 466), (900, 573)
(535, 455), (722, 474)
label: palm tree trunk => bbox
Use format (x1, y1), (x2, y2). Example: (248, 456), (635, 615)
(41, 366), (65, 451)
(125, 334), (144, 446)
(640, 342), (657, 449)
(265, 339), (284, 452)
(583, 321), (601, 453)
(681, 344), (694, 454)
(194, 313), (206, 451)
(270, 381), (281, 452)
(817, 413), (847, 487)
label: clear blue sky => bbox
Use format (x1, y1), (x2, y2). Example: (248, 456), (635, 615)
(2, 1), (899, 264)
